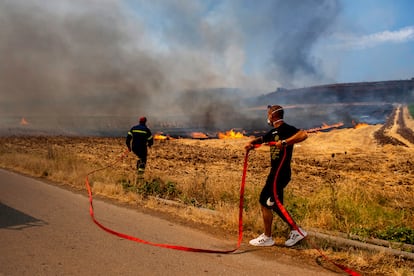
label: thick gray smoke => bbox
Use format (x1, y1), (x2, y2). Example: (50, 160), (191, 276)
(0, 0), (169, 117)
(0, 0), (340, 134)
(225, 0), (341, 88)
(266, 0), (340, 88)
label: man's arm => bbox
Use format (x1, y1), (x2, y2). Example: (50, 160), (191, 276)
(147, 130), (154, 147)
(274, 129), (307, 149)
(244, 136), (263, 151)
(126, 132), (132, 151)
(284, 129), (308, 145)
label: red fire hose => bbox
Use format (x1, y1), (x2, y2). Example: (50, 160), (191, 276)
(85, 149), (246, 253)
(85, 146), (360, 275)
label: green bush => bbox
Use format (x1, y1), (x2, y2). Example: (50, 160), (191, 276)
(376, 226), (414, 244)
(408, 104), (414, 117)
(136, 178), (181, 199)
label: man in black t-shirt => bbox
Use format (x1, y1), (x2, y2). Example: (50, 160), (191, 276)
(245, 105), (308, 247)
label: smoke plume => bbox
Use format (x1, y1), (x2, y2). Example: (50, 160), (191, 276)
(0, 0), (340, 133)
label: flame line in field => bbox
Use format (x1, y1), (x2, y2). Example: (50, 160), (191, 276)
(153, 122), (348, 141)
(306, 122), (344, 133)
(218, 129), (245, 139)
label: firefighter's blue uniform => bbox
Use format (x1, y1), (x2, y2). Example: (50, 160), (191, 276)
(126, 117), (153, 174)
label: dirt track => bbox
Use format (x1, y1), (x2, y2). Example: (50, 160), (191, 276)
(374, 104), (414, 147)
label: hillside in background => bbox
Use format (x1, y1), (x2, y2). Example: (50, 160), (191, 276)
(249, 78), (414, 105)
(151, 78), (414, 133)
(1, 79), (413, 137)
(243, 78), (414, 130)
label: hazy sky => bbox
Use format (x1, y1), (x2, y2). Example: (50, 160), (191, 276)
(1, 0), (413, 117)
(123, 0), (414, 88)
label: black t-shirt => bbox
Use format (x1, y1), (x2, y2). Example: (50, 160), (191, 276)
(262, 122), (299, 174)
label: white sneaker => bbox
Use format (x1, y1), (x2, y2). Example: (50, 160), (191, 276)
(249, 233), (275, 247)
(285, 228), (307, 247)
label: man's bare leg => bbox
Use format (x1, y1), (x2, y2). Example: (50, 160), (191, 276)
(261, 205), (273, 237)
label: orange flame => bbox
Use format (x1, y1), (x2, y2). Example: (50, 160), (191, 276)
(191, 132), (209, 139)
(218, 129), (245, 139)
(352, 120), (369, 129)
(354, 123), (368, 129)
(20, 117), (29, 125)
(306, 122), (344, 133)
(154, 133), (169, 140)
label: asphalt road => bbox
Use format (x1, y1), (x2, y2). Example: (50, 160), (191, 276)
(0, 169), (337, 276)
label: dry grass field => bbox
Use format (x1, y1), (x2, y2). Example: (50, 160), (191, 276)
(1, 105), (413, 275)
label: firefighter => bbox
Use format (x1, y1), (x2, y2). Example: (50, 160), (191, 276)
(126, 117), (154, 175)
